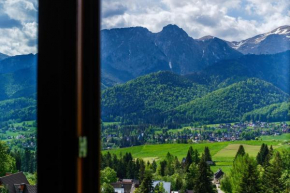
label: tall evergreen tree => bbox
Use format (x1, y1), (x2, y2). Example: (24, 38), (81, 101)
(185, 147), (193, 171)
(256, 143), (269, 165)
(204, 147), (212, 161)
(193, 154), (214, 193)
(139, 159), (146, 181)
(152, 159), (157, 173)
(139, 169), (154, 193)
(234, 145), (245, 161)
(174, 156), (181, 171)
(175, 176), (183, 191)
(192, 149), (200, 165)
(159, 160), (167, 176)
(262, 151), (284, 192)
(239, 159), (261, 193)
(185, 163), (198, 190)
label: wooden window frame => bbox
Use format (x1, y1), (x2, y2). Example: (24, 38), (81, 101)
(37, 0), (100, 192)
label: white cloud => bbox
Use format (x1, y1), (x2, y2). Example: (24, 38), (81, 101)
(0, 22), (37, 56)
(0, 0), (38, 55)
(101, 0), (290, 41)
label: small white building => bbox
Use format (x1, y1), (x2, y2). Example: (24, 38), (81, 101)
(153, 181), (171, 193)
(114, 188), (124, 193)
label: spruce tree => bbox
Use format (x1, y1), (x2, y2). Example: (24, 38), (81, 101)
(152, 159), (157, 173)
(159, 160), (167, 176)
(256, 143), (269, 165)
(204, 147), (212, 161)
(193, 154), (214, 193)
(174, 156), (181, 171)
(175, 176), (183, 191)
(192, 149), (200, 165)
(139, 169), (154, 193)
(234, 145), (245, 161)
(139, 159), (146, 181)
(239, 159), (261, 193)
(185, 163), (198, 190)
(262, 151), (284, 192)
(185, 147), (193, 171)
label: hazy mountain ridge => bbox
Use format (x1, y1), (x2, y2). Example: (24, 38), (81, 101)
(101, 24), (243, 86)
(0, 53), (9, 61)
(101, 25), (290, 87)
(0, 54), (37, 101)
(184, 51), (290, 93)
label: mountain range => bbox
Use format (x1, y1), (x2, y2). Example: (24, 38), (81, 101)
(101, 25), (290, 88)
(0, 24), (289, 125)
(0, 53), (37, 122)
(101, 25), (290, 125)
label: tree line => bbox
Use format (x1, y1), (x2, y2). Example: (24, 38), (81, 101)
(221, 144), (290, 193)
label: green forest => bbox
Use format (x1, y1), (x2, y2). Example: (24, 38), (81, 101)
(102, 71), (289, 125)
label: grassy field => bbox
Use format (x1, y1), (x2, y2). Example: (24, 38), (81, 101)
(102, 135), (289, 175)
(103, 122), (121, 126)
(261, 133), (290, 141)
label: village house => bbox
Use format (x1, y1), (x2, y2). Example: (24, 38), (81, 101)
(111, 179), (139, 193)
(214, 169), (224, 184)
(0, 172), (37, 193)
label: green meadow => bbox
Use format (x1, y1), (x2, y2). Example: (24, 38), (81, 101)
(102, 135), (289, 175)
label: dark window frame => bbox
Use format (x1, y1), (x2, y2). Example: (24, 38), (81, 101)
(37, 0), (100, 192)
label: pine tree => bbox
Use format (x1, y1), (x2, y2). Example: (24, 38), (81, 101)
(174, 156), (181, 171)
(185, 147), (193, 171)
(256, 143), (269, 165)
(185, 163), (198, 190)
(192, 149), (200, 165)
(239, 159), (261, 193)
(193, 154), (214, 193)
(229, 154), (250, 192)
(204, 147), (212, 161)
(234, 145), (245, 161)
(262, 151), (284, 192)
(159, 160), (167, 176)
(139, 159), (146, 181)
(152, 159), (157, 173)
(175, 176), (183, 191)
(139, 169), (154, 193)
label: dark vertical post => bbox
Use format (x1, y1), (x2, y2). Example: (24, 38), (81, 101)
(82, 0), (101, 192)
(38, 0), (101, 192)
(38, 0), (78, 193)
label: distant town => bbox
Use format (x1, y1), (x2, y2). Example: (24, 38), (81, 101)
(101, 121), (290, 150)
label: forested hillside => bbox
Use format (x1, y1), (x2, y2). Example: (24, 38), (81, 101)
(242, 102), (290, 122)
(102, 73), (289, 124)
(101, 71), (208, 123)
(164, 78), (289, 124)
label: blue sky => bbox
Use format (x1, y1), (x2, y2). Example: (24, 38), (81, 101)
(0, 0), (289, 55)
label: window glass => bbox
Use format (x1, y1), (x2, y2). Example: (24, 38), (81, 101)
(0, 0), (38, 188)
(100, 1), (290, 192)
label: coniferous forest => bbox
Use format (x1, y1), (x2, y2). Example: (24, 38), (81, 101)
(100, 144), (290, 193)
